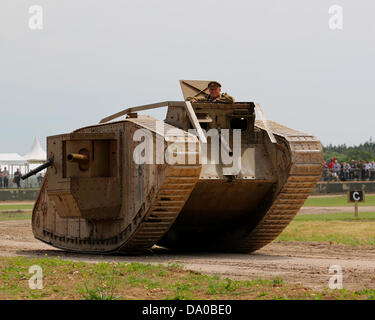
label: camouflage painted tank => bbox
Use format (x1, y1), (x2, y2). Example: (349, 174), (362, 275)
(25, 80), (323, 253)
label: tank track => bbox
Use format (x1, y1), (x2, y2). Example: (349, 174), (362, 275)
(117, 118), (202, 253)
(237, 121), (323, 252)
(118, 165), (201, 253)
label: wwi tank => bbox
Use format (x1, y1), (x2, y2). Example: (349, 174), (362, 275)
(27, 80), (323, 254)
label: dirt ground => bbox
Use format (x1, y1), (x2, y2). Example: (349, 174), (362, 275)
(1, 219), (375, 291)
(0, 201), (35, 205)
(300, 206), (375, 215)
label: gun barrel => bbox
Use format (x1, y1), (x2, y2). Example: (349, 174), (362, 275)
(67, 153), (89, 164)
(21, 158), (53, 180)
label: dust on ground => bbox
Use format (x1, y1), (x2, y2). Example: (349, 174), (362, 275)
(300, 206), (375, 215)
(1, 220), (375, 291)
(0, 201), (35, 205)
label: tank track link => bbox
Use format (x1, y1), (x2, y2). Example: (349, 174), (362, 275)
(237, 121), (323, 252)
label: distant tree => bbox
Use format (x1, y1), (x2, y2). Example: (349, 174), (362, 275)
(323, 140), (375, 162)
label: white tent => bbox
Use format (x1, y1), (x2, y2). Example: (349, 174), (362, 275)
(0, 153), (28, 166)
(0, 153), (29, 175)
(23, 137), (47, 164)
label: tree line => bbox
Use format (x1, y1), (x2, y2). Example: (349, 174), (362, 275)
(323, 140), (375, 162)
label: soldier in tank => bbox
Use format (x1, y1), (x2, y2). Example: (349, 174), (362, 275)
(186, 81), (235, 103)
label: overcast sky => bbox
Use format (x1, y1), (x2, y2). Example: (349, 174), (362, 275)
(0, 0), (374, 154)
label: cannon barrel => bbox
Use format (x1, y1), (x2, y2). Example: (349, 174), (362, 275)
(67, 153), (89, 164)
(21, 157), (54, 180)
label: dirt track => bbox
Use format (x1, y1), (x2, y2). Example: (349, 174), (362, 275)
(300, 206), (375, 215)
(1, 220), (375, 290)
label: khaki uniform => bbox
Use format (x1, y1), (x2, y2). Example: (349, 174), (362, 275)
(187, 92), (235, 104)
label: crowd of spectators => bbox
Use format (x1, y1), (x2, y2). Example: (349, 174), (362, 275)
(322, 158), (375, 181)
(0, 167), (45, 189)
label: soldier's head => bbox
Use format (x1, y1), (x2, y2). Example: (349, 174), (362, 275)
(208, 81), (221, 98)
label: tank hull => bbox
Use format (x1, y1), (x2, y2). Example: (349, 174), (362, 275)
(32, 117), (323, 254)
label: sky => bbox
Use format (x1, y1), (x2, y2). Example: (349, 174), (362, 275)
(0, 0), (374, 154)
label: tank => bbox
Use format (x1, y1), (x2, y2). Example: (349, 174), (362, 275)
(27, 80), (323, 253)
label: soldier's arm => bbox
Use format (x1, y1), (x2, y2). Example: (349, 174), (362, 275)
(186, 96), (207, 102)
(217, 93), (235, 104)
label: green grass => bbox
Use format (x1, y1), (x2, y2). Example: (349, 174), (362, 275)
(0, 188), (39, 191)
(277, 210), (375, 246)
(0, 204), (33, 211)
(1, 256), (373, 300)
(0, 204), (33, 221)
(304, 195), (375, 207)
(278, 215), (375, 246)
(0, 211), (32, 221)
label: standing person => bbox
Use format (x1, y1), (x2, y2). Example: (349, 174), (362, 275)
(371, 161), (375, 181)
(353, 161), (360, 180)
(333, 159), (341, 180)
(359, 161), (365, 181)
(328, 159), (334, 170)
(365, 161), (371, 180)
(322, 161), (329, 181)
(343, 162), (350, 181)
(0, 167), (3, 188)
(37, 174), (44, 187)
(349, 160), (354, 180)
(13, 169), (22, 189)
(3, 167), (9, 188)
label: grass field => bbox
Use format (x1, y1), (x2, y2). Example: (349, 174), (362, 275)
(0, 204), (33, 211)
(278, 219), (375, 246)
(0, 203), (33, 221)
(278, 211), (375, 246)
(0, 188), (39, 191)
(1, 256), (374, 300)
(304, 195), (375, 207)
(275, 195), (375, 246)
(0, 211), (32, 221)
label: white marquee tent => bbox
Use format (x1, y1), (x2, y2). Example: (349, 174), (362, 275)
(23, 137), (47, 164)
(0, 137), (47, 187)
(0, 153), (29, 174)
(0, 137), (47, 176)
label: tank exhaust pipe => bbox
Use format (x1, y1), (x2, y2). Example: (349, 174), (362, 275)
(21, 156), (54, 180)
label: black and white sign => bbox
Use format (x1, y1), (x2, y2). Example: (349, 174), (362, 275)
(348, 191), (365, 202)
